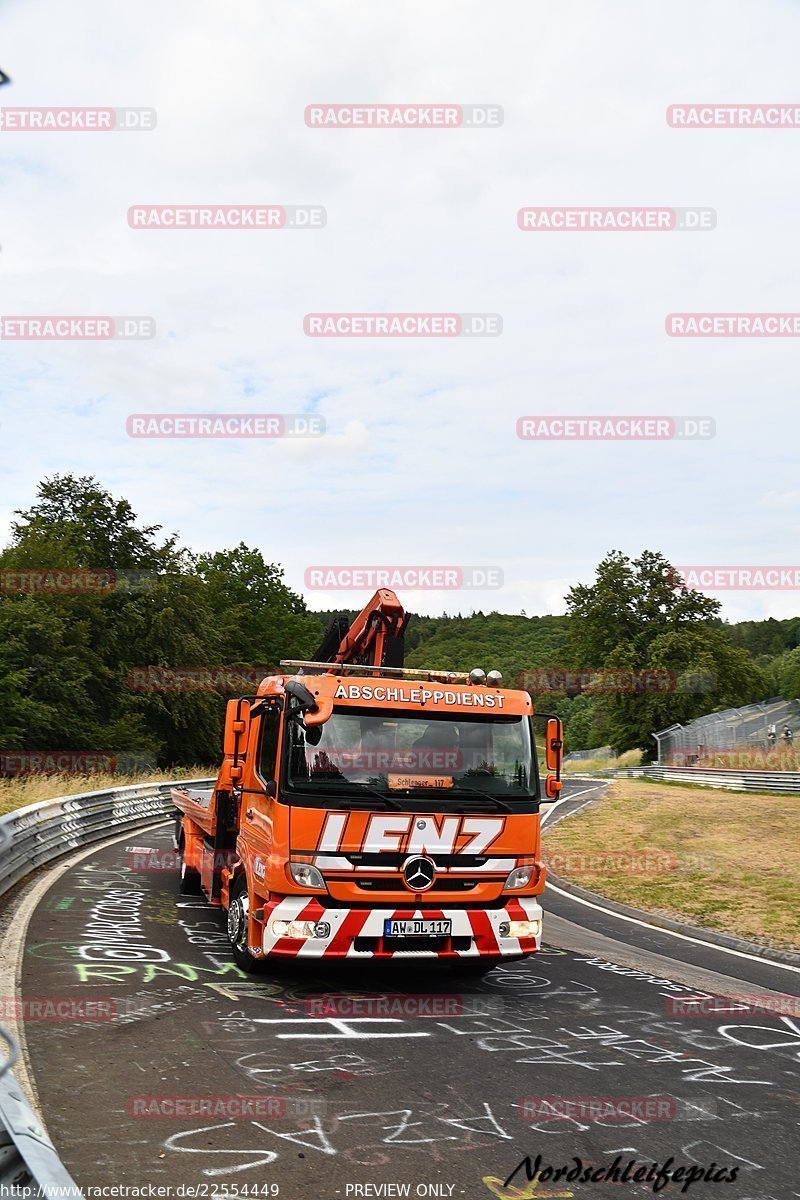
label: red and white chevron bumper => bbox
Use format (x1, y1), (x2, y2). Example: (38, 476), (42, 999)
(261, 895), (543, 959)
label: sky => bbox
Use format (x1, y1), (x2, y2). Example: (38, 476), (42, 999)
(1, 0), (799, 620)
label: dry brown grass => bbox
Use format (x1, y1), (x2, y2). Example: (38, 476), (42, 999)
(0, 767), (215, 818)
(543, 778), (800, 951)
(563, 748), (643, 774)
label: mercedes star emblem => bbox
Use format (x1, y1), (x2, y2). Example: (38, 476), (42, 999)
(402, 855), (436, 892)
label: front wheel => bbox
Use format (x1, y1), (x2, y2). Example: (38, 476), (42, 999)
(227, 875), (262, 973)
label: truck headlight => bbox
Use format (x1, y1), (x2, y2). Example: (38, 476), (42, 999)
(504, 865), (535, 891)
(271, 919), (331, 939)
(499, 919), (541, 939)
(289, 862), (326, 890)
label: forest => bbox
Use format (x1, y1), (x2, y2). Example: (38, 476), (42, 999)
(0, 475), (793, 766)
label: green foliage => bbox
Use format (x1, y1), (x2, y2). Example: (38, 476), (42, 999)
(0, 475), (318, 767)
(0, 482), (789, 771)
(773, 646), (800, 702)
(726, 616), (800, 657)
(565, 550), (768, 756)
(404, 612), (568, 682)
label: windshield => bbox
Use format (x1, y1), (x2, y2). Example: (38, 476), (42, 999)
(286, 708), (536, 801)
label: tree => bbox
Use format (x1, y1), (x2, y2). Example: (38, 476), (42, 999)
(194, 544), (320, 666)
(0, 478), (322, 768)
(565, 550), (768, 756)
(6, 474), (179, 570)
(775, 647), (800, 702)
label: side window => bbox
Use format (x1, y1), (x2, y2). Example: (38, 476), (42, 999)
(259, 705), (281, 781)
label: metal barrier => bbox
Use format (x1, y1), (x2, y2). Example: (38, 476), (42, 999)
(0, 777), (213, 902)
(600, 765), (800, 793)
(1, 818), (82, 1198)
(0, 777), (214, 1198)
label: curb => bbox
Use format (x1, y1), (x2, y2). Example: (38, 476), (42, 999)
(546, 871), (800, 968)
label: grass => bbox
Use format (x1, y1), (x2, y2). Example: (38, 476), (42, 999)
(543, 777), (800, 952)
(0, 766), (215, 818)
(563, 748), (643, 774)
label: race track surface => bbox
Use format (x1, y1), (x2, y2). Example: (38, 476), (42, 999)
(19, 784), (800, 1200)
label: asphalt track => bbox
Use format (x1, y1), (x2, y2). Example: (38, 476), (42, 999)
(14, 778), (800, 1200)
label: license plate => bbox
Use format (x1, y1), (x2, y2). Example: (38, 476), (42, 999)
(383, 919), (452, 938)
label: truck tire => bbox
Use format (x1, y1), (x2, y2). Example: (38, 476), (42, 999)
(177, 831), (202, 895)
(227, 875), (262, 973)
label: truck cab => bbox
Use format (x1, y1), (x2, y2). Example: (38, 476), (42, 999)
(171, 593), (563, 970)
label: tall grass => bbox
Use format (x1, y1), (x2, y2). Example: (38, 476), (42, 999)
(0, 766), (216, 818)
(563, 748), (644, 774)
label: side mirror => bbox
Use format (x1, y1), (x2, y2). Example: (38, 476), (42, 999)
(545, 717), (563, 772)
(223, 698), (251, 780)
(285, 680), (319, 718)
(541, 714), (563, 802)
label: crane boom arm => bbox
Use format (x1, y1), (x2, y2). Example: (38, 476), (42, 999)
(317, 589), (408, 669)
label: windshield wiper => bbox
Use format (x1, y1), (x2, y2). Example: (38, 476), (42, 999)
(444, 786), (514, 813)
(292, 780), (405, 810)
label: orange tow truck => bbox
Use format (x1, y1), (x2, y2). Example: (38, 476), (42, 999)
(171, 590), (563, 971)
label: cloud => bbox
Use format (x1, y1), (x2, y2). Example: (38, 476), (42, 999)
(0, 0), (799, 617)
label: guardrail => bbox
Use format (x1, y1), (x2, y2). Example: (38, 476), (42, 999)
(0, 777), (214, 902)
(598, 765), (800, 793)
(1, 819), (81, 1199)
(0, 777), (214, 1197)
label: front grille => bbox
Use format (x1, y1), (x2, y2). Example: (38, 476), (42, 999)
(353, 935), (474, 954)
(384, 936), (451, 952)
(354, 878), (478, 892)
(345, 853), (489, 868)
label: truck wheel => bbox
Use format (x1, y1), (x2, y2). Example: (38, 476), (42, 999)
(177, 832), (202, 895)
(227, 875), (262, 973)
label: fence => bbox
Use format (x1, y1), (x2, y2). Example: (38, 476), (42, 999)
(653, 697), (800, 766)
(0, 777), (213, 1198)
